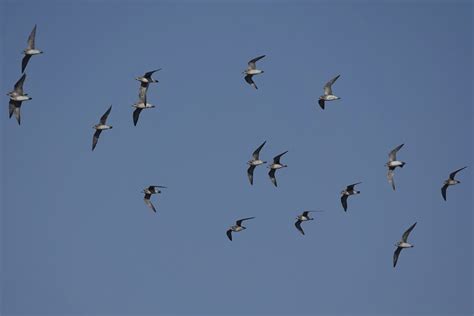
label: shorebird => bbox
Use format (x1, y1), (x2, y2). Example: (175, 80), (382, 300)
(136, 69), (161, 99)
(92, 105), (112, 151)
(441, 166), (467, 201)
(318, 75), (340, 110)
(386, 144), (406, 190)
(247, 141), (267, 185)
(132, 94), (155, 126)
(393, 222), (417, 268)
(7, 73), (32, 125)
(268, 151), (288, 187)
(22, 25), (43, 73)
(243, 55), (265, 89)
(294, 211), (322, 235)
(340, 182), (361, 212)
(226, 217), (255, 241)
(142, 185), (167, 213)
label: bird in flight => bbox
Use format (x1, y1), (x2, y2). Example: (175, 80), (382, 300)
(22, 25), (43, 73)
(340, 182), (361, 212)
(294, 210), (323, 235)
(247, 141), (267, 185)
(318, 75), (341, 110)
(393, 222), (417, 268)
(136, 69), (161, 99)
(132, 94), (155, 126)
(441, 166), (467, 201)
(91, 105), (113, 151)
(226, 217), (255, 241)
(142, 185), (167, 213)
(7, 73), (32, 125)
(243, 55), (265, 89)
(268, 151), (288, 187)
(386, 144), (406, 190)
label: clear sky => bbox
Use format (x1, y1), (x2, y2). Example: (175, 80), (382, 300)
(1, 1), (472, 315)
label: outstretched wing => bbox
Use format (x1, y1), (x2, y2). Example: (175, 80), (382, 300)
(139, 82), (148, 99)
(226, 229), (233, 241)
(346, 182), (361, 191)
(100, 105), (112, 124)
(14, 74), (27, 94)
(295, 220), (305, 235)
(144, 68), (161, 79)
(244, 74), (257, 89)
(27, 25), (37, 49)
(441, 184), (448, 201)
(92, 130), (102, 151)
(9, 100), (22, 125)
(133, 108), (143, 126)
(402, 222), (417, 242)
(252, 141), (266, 160)
(393, 247), (402, 268)
(389, 144), (404, 161)
(248, 55), (265, 69)
(21, 55), (32, 73)
(341, 195), (348, 212)
(387, 169), (396, 191)
(449, 166), (467, 180)
(268, 169), (277, 187)
(318, 99), (325, 110)
(273, 151), (288, 164)
(323, 74), (340, 95)
(236, 217), (255, 226)
(144, 194), (156, 213)
(247, 165), (256, 185)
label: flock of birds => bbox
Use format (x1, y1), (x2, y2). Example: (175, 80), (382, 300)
(6, 26), (469, 268)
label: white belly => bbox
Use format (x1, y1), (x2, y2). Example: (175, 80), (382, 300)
(325, 95), (339, 101)
(389, 161), (403, 167)
(96, 125), (111, 130)
(271, 164), (283, 169)
(399, 242), (412, 248)
(250, 160), (264, 166)
(25, 49), (41, 55)
(10, 95), (30, 101)
(247, 69), (263, 75)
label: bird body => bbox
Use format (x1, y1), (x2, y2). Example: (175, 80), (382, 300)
(243, 55), (265, 89)
(21, 25), (43, 73)
(386, 144), (406, 190)
(318, 75), (341, 109)
(340, 182), (361, 212)
(91, 105), (113, 151)
(441, 166), (467, 201)
(393, 222), (417, 267)
(226, 217), (255, 241)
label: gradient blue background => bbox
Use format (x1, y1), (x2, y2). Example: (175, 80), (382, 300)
(1, 1), (472, 315)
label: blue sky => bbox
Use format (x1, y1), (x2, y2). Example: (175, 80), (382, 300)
(1, 1), (472, 315)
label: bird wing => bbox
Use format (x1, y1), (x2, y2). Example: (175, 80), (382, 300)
(387, 169), (396, 191)
(449, 166), (467, 180)
(139, 82), (148, 100)
(295, 220), (305, 235)
(318, 99), (325, 110)
(9, 100), (22, 125)
(389, 144), (404, 161)
(14, 74), (26, 94)
(144, 195), (157, 213)
(92, 130), (102, 151)
(99, 105), (112, 124)
(273, 151), (288, 164)
(21, 55), (32, 73)
(252, 141), (266, 160)
(341, 195), (348, 212)
(27, 25), (37, 49)
(393, 247), (402, 268)
(236, 217), (255, 226)
(302, 211), (311, 217)
(402, 222), (417, 242)
(144, 68), (161, 79)
(323, 74), (340, 95)
(247, 55), (265, 69)
(247, 165), (256, 185)
(346, 182), (361, 191)
(244, 74), (257, 89)
(226, 229), (233, 241)
(133, 108), (143, 126)
(441, 184), (448, 201)
(268, 169), (277, 187)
